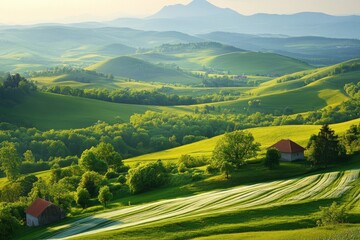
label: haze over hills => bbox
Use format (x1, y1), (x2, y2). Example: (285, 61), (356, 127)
(107, 0), (360, 38)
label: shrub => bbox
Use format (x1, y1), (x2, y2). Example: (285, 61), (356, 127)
(117, 174), (126, 184)
(177, 154), (208, 168)
(264, 148), (281, 169)
(177, 162), (187, 173)
(205, 165), (218, 175)
(317, 202), (347, 226)
(126, 160), (167, 194)
(20, 161), (50, 174)
(51, 156), (79, 168)
(105, 171), (119, 179)
(191, 172), (203, 182)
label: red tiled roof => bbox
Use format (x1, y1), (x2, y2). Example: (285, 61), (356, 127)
(25, 198), (52, 217)
(269, 139), (305, 153)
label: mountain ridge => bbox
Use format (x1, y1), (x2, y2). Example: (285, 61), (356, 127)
(106, 0), (360, 38)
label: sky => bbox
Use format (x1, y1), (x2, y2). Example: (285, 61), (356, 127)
(0, 0), (359, 24)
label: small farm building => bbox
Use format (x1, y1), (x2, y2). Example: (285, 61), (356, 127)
(269, 139), (305, 161)
(25, 198), (64, 227)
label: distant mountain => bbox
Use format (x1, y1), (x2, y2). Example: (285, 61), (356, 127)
(108, 0), (360, 38)
(149, 0), (240, 19)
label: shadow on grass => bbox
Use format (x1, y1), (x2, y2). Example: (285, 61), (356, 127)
(17, 216), (122, 240)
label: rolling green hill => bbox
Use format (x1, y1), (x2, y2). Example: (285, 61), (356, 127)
(0, 92), (177, 130)
(204, 52), (313, 76)
(31, 72), (118, 89)
(125, 118), (360, 164)
(134, 42), (311, 76)
(200, 59), (360, 114)
(87, 56), (200, 84)
(31, 168), (360, 239)
(96, 43), (136, 56)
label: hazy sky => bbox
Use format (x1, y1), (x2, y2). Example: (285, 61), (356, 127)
(0, 0), (359, 24)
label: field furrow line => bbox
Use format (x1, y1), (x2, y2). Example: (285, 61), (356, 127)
(49, 170), (359, 240)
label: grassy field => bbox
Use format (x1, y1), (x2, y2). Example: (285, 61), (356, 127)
(0, 170), (51, 189)
(199, 60), (360, 114)
(31, 73), (124, 89)
(87, 56), (200, 85)
(0, 92), (190, 130)
(24, 167), (360, 239)
(125, 118), (360, 164)
(204, 52), (313, 76)
(195, 224), (360, 240)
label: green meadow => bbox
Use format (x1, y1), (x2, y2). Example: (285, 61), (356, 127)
(125, 118), (360, 164)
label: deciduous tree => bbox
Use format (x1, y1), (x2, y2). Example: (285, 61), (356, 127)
(212, 131), (260, 169)
(0, 142), (22, 181)
(98, 186), (113, 207)
(264, 148), (281, 169)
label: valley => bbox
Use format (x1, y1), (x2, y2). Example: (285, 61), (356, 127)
(0, 0), (359, 239)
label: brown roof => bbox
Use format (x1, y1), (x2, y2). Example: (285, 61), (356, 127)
(25, 198), (52, 217)
(269, 139), (305, 153)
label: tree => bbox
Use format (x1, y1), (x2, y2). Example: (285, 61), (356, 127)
(220, 161), (234, 179)
(98, 186), (113, 207)
(264, 148), (281, 169)
(0, 207), (21, 240)
(78, 171), (104, 197)
(307, 125), (346, 168)
(0, 142), (22, 181)
(342, 124), (360, 153)
(49, 182), (73, 212)
(75, 188), (90, 209)
(126, 160), (167, 194)
(212, 131), (260, 169)
(91, 142), (123, 172)
(28, 178), (49, 202)
(23, 150), (35, 162)
(79, 149), (108, 174)
(49, 164), (62, 183)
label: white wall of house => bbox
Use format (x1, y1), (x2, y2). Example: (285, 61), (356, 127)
(281, 152), (304, 161)
(26, 214), (39, 227)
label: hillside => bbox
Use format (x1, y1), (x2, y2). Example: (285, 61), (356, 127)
(200, 32), (360, 66)
(0, 92), (162, 130)
(135, 42), (246, 70)
(96, 43), (136, 56)
(125, 118), (360, 164)
(33, 168), (360, 239)
(134, 43), (311, 76)
(199, 59), (360, 114)
(87, 56), (200, 84)
(31, 72), (118, 89)
(204, 52), (313, 76)
(0, 26), (203, 72)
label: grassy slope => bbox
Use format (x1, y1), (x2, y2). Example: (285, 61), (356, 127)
(27, 166), (360, 240)
(0, 92), (188, 130)
(125, 118), (360, 164)
(195, 224), (360, 240)
(194, 59), (360, 114)
(31, 73), (122, 89)
(134, 42), (245, 71)
(87, 56), (200, 85)
(204, 52), (313, 75)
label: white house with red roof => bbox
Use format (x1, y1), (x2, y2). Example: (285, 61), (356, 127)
(269, 139), (306, 161)
(25, 198), (64, 227)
